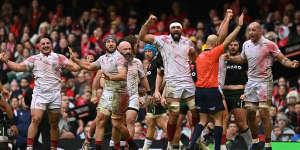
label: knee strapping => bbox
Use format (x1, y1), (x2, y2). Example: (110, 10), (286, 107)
(168, 101), (180, 112)
(98, 107), (111, 116)
(186, 99), (196, 110)
(258, 102), (270, 110)
(244, 102), (258, 111)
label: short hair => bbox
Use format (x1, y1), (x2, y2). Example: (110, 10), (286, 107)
(123, 35), (138, 49)
(38, 36), (52, 44)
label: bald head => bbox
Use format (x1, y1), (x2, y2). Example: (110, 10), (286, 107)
(206, 34), (218, 48)
(118, 41), (131, 51)
(248, 22), (263, 43)
(118, 41), (133, 61)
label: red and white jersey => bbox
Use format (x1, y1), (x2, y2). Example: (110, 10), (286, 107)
(241, 37), (281, 82)
(153, 35), (194, 83)
(127, 58), (145, 97)
(92, 50), (127, 92)
(24, 52), (68, 92)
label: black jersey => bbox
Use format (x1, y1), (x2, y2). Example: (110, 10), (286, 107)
(224, 61), (247, 85)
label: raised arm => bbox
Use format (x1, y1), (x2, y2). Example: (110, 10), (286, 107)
(64, 60), (81, 72)
(222, 12), (244, 49)
(0, 53), (27, 72)
(216, 9), (233, 45)
(224, 53), (247, 64)
(69, 47), (98, 71)
(138, 14), (157, 44)
(276, 53), (299, 68)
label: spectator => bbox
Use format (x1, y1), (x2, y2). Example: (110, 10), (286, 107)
(10, 15), (22, 38)
(291, 102), (300, 128)
(265, 31), (278, 43)
(67, 33), (81, 56)
(55, 38), (70, 58)
(291, 126), (300, 142)
(154, 21), (168, 36)
(14, 43), (25, 63)
(10, 96), (19, 111)
(285, 91), (298, 121)
(272, 85), (288, 111)
(277, 25), (289, 48)
(133, 121), (146, 140)
(167, 1), (186, 25)
(182, 18), (195, 38)
(277, 113), (295, 141)
(80, 33), (94, 57)
(273, 77), (290, 97)
(271, 125), (284, 141)
(226, 122), (248, 150)
(270, 105), (278, 126)
(0, 27), (7, 43)
(287, 23), (300, 45)
(50, 30), (59, 51)
(14, 95), (31, 150)
(124, 15), (139, 35)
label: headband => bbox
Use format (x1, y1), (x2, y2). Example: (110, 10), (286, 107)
(169, 22), (182, 30)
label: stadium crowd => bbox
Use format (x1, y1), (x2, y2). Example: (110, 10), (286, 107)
(1, 0), (300, 150)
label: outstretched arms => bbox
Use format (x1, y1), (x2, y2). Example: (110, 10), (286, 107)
(0, 53), (27, 72)
(69, 47), (98, 71)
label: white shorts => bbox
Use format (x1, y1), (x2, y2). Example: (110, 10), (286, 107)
(244, 80), (273, 103)
(128, 94), (139, 111)
(31, 91), (61, 110)
(97, 90), (129, 116)
(166, 81), (195, 99)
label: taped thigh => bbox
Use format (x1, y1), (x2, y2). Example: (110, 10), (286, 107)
(167, 101), (180, 112)
(186, 99), (196, 110)
(244, 101), (258, 111)
(258, 101), (270, 110)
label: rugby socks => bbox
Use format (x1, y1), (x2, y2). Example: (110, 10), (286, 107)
(241, 128), (252, 149)
(167, 123), (177, 142)
(251, 133), (259, 144)
(143, 138), (153, 149)
(27, 138), (34, 147)
(109, 140), (114, 148)
(265, 138), (271, 147)
(214, 126), (223, 150)
(190, 124), (204, 147)
(114, 142), (121, 150)
(221, 134), (227, 145)
(51, 140), (58, 149)
(95, 141), (103, 150)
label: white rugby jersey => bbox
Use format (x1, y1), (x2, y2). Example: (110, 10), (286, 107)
(127, 58), (145, 97)
(24, 52), (68, 92)
(92, 50), (127, 91)
(153, 35), (194, 84)
(241, 37), (280, 82)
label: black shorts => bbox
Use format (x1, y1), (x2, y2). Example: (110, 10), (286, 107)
(223, 89), (244, 112)
(195, 87), (225, 114)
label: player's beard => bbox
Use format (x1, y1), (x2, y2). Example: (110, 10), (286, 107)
(171, 32), (181, 42)
(123, 54), (133, 62)
(106, 47), (116, 53)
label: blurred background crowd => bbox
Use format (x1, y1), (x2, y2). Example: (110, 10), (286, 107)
(1, 0), (300, 149)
